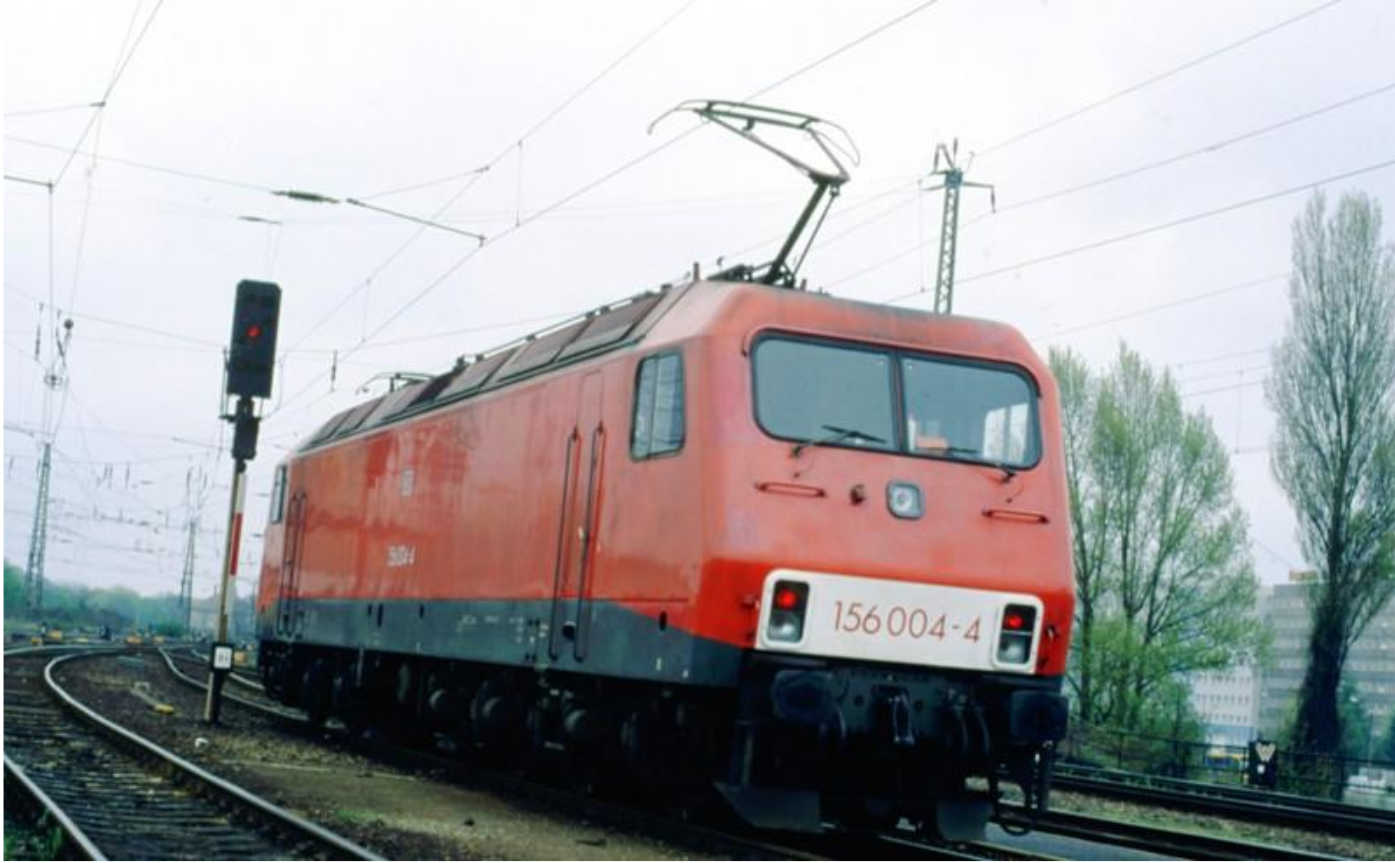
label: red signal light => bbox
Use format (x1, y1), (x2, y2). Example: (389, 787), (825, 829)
(246, 323), (262, 339)
(1005, 612), (1026, 630)
(774, 586), (801, 610)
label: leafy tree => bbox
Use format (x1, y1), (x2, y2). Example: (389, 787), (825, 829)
(1337, 680), (1373, 762)
(1377, 710), (1395, 764)
(3, 559), (197, 636)
(1052, 349), (1109, 724)
(151, 619), (185, 638)
(4, 561), (25, 612)
(1050, 345), (1262, 731)
(1266, 191), (1395, 763)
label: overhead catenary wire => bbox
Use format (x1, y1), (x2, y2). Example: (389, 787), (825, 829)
(13, 0), (168, 588)
(975, 0), (1347, 157)
(279, 0), (701, 358)
(1176, 363), (1272, 386)
(7, 135), (275, 192)
(268, 0), (951, 424)
(1180, 376), (1269, 399)
(714, 73), (1395, 289)
(4, 282), (222, 348)
(1027, 273), (1289, 341)
(359, 0), (703, 202)
(974, 78), (1395, 221)
(5, 101), (106, 118)
(52, 0), (166, 187)
(745, 0), (943, 101)
(4, 173), (52, 188)
(1171, 346), (1274, 369)
(785, 75), (1395, 284)
(839, 155), (1395, 298)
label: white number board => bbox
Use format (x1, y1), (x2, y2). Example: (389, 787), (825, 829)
(211, 645), (234, 671)
(755, 568), (1042, 673)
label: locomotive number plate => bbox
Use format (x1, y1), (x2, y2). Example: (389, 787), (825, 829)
(755, 568), (1043, 673)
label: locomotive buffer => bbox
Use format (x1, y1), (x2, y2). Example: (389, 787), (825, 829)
(204, 279), (281, 724)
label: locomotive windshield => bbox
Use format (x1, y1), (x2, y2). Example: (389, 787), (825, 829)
(753, 339), (898, 453)
(753, 335), (1041, 469)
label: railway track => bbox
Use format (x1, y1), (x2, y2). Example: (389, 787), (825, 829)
(186, 646), (265, 692)
(151, 647), (1340, 861)
(1053, 764), (1395, 845)
(2, 646), (381, 861)
(1015, 806), (1338, 860)
(159, 648), (1034, 860)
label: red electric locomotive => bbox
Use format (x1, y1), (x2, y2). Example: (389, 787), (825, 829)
(255, 103), (1073, 838)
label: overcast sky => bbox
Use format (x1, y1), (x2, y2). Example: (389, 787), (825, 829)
(5, 0), (1394, 604)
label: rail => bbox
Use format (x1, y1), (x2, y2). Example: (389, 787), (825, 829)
(2, 647), (382, 860)
(1016, 806), (1339, 860)
(3, 753), (106, 860)
(1053, 763), (1395, 844)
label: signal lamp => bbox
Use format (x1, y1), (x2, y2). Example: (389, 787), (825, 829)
(774, 586), (801, 610)
(996, 603), (1037, 665)
(226, 279), (281, 398)
(766, 580), (809, 644)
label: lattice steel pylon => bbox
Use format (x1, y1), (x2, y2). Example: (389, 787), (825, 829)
(180, 516), (197, 633)
(24, 442), (53, 613)
(25, 317), (72, 614)
(922, 141), (994, 315)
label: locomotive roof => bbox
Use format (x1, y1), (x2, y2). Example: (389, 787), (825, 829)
(295, 278), (1039, 454)
(297, 282), (688, 452)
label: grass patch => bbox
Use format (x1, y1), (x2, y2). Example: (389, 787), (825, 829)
(3, 814), (66, 860)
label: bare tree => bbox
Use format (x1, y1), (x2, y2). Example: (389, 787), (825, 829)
(1267, 191), (1395, 760)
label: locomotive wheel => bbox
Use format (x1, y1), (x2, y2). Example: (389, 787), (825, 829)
(829, 795), (900, 833)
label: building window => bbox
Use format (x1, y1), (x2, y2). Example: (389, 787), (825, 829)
(632, 352), (684, 459)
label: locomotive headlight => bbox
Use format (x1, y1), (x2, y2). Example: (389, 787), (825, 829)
(886, 481), (923, 519)
(766, 580), (809, 643)
(998, 636), (1029, 664)
(996, 603), (1037, 665)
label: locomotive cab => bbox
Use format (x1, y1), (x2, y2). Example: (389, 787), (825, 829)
(677, 284), (1074, 836)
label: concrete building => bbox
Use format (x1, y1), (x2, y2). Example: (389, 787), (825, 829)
(1257, 570), (1395, 754)
(1188, 664), (1261, 746)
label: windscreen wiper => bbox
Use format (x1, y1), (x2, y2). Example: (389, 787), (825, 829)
(791, 424), (886, 457)
(924, 444), (1018, 481)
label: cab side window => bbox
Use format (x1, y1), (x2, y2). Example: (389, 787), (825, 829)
(269, 464), (288, 524)
(631, 352), (684, 459)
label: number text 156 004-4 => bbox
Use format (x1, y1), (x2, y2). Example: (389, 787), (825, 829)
(832, 600), (979, 642)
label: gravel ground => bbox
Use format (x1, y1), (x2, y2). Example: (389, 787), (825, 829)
(59, 651), (1395, 860)
(54, 653), (712, 860)
(1047, 786), (1395, 860)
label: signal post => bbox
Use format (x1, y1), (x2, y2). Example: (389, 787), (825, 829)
(205, 279), (280, 724)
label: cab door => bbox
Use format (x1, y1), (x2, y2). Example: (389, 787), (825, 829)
(548, 373), (605, 661)
(277, 490), (307, 638)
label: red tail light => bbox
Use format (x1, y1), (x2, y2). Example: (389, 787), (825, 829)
(997, 604), (1037, 665)
(774, 586), (801, 610)
(767, 580), (809, 643)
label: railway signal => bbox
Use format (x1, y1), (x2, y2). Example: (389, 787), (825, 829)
(205, 279), (282, 724)
(226, 279), (281, 399)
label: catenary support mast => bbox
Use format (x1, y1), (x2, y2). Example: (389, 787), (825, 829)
(922, 141), (994, 315)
